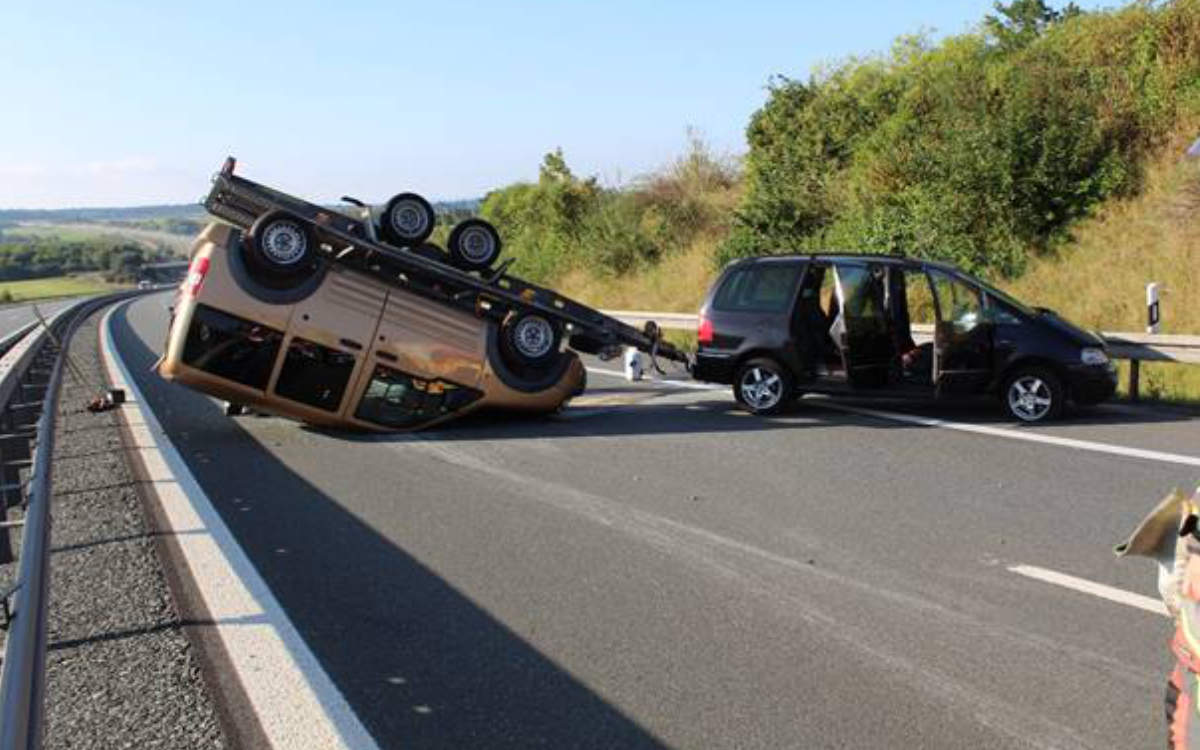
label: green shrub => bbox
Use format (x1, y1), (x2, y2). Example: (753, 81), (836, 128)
(721, 0), (1200, 279)
(482, 140), (738, 282)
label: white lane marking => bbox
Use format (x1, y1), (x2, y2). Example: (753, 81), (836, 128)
(816, 401), (1200, 468)
(100, 301), (380, 750)
(585, 366), (1200, 468)
(1009, 565), (1168, 617)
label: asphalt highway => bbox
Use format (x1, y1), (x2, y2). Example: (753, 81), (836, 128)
(110, 291), (1200, 749)
(0, 298), (82, 338)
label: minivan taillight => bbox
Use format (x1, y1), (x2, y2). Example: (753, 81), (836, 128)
(184, 256), (210, 299)
(697, 314), (714, 345)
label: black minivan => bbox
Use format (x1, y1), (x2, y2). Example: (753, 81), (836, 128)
(692, 254), (1117, 422)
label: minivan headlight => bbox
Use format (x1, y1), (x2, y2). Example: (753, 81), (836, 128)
(1080, 347), (1109, 365)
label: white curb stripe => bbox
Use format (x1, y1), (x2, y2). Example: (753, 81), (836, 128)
(1008, 565), (1168, 617)
(100, 301), (379, 750)
(584, 366), (1200, 468)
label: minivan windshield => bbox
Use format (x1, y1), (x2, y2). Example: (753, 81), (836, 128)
(970, 276), (1037, 317)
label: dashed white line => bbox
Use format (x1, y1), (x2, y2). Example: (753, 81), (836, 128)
(1008, 565), (1168, 617)
(584, 366), (1200, 468)
(101, 301), (380, 750)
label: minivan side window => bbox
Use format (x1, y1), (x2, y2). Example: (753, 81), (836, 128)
(182, 304), (283, 390)
(928, 269), (984, 333)
(274, 337), (357, 412)
(713, 263), (803, 313)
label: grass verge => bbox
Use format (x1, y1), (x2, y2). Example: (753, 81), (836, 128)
(0, 275), (127, 303)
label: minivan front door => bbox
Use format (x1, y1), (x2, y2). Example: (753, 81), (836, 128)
(927, 268), (993, 394)
(832, 262), (894, 387)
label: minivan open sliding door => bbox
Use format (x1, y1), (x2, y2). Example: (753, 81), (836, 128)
(831, 262), (894, 387)
(927, 268), (993, 394)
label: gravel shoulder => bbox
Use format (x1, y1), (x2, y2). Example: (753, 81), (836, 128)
(30, 307), (226, 748)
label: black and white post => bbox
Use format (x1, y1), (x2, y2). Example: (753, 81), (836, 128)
(1146, 282), (1161, 335)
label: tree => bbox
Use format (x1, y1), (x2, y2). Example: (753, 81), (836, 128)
(985, 0), (1082, 51)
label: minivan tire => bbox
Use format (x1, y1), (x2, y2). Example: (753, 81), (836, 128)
(501, 311), (562, 368)
(1002, 365), (1064, 423)
(246, 211), (318, 283)
(734, 358), (793, 416)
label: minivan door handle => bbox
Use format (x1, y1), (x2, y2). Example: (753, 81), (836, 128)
(339, 338), (363, 351)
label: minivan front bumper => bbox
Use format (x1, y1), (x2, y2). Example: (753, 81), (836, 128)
(1067, 362), (1118, 405)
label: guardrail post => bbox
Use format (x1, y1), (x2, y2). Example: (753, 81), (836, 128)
(1129, 359), (1140, 401)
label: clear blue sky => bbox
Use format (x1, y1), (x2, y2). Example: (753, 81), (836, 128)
(1, 0), (1107, 208)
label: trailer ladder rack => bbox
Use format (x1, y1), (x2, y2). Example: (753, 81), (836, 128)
(204, 159), (689, 366)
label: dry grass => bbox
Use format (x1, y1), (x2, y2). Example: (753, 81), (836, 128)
(0, 274), (125, 302)
(1003, 126), (1200, 400)
(556, 235), (720, 313)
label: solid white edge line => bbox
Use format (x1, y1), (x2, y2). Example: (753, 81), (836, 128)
(584, 366), (1200, 468)
(99, 300), (380, 750)
(815, 401), (1200, 469)
(1008, 565), (1168, 617)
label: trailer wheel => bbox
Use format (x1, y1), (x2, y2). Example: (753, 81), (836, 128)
(502, 311), (562, 368)
(448, 219), (502, 272)
(246, 210), (318, 283)
(379, 192), (435, 247)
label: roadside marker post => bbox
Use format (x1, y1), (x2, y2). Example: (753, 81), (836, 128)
(1130, 281), (1162, 401)
(1147, 282), (1161, 335)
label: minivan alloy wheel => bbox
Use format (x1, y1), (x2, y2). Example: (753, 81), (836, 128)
(260, 220), (308, 265)
(739, 366), (783, 411)
(513, 315), (555, 359)
(1007, 375), (1053, 422)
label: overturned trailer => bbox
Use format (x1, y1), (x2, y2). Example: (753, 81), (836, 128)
(157, 157), (688, 431)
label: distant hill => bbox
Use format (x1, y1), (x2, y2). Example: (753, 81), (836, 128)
(0, 204), (207, 223)
(0, 198), (481, 224)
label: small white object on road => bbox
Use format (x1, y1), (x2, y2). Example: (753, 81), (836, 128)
(623, 348), (644, 382)
(1008, 564), (1167, 617)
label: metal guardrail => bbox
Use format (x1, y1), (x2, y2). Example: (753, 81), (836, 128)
(0, 291), (144, 750)
(604, 310), (1200, 398)
(0, 326), (37, 363)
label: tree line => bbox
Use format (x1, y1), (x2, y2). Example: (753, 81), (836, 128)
(479, 0), (1200, 285)
(0, 238), (169, 283)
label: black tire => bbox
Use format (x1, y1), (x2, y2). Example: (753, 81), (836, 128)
(501, 311), (562, 369)
(246, 211), (318, 283)
(734, 358), (793, 416)
(447, 219), (502, 272)
(1001, 365), (1064, 423)
(379, 192), (436, 247)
